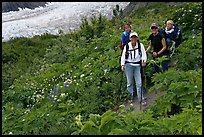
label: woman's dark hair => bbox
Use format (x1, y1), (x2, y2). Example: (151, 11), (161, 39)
(123, 23), (131, 30)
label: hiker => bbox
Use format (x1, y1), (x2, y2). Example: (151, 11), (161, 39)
(161, 20), (182, 49)
(119, 23), (134, 50)
(146, 23), (168, 73)
(121, 32), (147, 105)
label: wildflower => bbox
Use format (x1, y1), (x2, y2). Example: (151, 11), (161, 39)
(195, 85), (197, 88)
(80, 74), (85, 78)
(192, 29), (195, 36)
(58, 88), (60, 94)
(48, 95), (52, 101)
(104, 69), (108, 75)
(189, 50), (192, 55)
(29, 104), (32, 111)
(53, 87), (57, 95)
(195, 64), (198, 70)
(9, 132), (13, 135)
(60, 93), (66, 97)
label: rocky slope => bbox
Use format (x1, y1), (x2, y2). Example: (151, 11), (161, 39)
(122, 2), (186, 18)
(2, 2), (48, 12)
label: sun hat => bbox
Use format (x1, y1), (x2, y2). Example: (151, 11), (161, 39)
(129, 32), (138, 38)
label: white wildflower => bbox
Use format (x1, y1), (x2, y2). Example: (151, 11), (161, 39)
(60, 93), (66, 97)
(195, 85), (197, 88)
(104, 69), (108, 75)
(80, 74), (85, 78)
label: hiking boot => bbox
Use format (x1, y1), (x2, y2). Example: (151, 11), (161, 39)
(128, 99), (133, 104)
(142, 101), (147, 106)
(126, 100), (133, 111)
(143, 97), (147, 100)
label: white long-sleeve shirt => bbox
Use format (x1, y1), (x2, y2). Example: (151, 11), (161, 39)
(121, 41), (147, 66)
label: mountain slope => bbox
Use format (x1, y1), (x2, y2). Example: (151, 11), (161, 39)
(2, 2), (48, 12)
(2, 2), (202, 135)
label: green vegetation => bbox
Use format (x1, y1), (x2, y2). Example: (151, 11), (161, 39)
(2, 2), (202, 135)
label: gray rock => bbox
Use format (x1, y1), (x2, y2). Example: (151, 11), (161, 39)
(121, 2), (186, 18)
(2, 2), (48, 13)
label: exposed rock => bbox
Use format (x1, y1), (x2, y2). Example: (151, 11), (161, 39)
(2, 2), (48, 13)
(122, 2), (186, 18)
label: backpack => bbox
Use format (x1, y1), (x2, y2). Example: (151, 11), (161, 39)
(119, 41), (123, 50)
(119, 31), (132, 50)
(159, 26), (182, 48)
(125, 40), (142, 60)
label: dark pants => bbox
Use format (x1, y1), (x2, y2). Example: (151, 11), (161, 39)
(153, 55), (169, 73)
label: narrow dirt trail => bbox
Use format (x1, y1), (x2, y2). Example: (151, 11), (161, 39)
(124, 59), (177, 112)
(125, 89), (166, 112)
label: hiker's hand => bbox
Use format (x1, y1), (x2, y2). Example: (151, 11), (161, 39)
(121, 65), (125, 71)
(141, 62), (146, 67)
(152, 52), (158, 57)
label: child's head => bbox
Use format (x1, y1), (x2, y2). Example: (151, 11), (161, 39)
(123, 23), (131, 32)
(166, 20), (174, 29)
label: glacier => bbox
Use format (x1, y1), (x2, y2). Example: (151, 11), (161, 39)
(2, 2), (129, 42)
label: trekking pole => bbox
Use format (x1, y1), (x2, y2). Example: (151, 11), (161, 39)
(116, 70), (123, 112)
(140, 65), (144, 112)
(169, 41), (176, 58)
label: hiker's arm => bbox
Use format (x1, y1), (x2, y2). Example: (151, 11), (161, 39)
(157, 38), (167, 55)
(121, 46), (126, 71)
(146, 41), (152, 53)
(121, 33), (126, 49)
(141, 43), (147, 67)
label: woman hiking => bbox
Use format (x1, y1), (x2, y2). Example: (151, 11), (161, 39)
(121, 32), (147, 105)
(146, 23), (168, 73)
